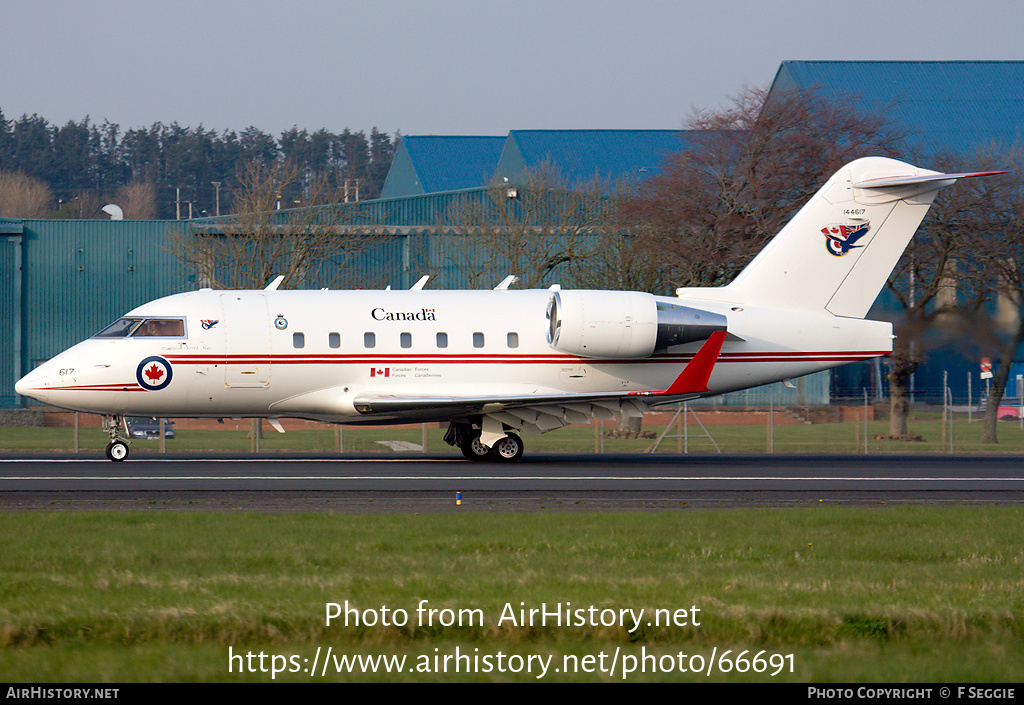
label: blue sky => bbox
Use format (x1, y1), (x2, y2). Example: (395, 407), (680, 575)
(1, 0), (1021, 138)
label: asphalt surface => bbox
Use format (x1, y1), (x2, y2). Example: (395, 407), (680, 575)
(1, 452), (1022, 512)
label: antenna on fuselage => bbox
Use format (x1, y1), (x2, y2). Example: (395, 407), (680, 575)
(264, 275), (285, 291)
(494, 275), (518, 290)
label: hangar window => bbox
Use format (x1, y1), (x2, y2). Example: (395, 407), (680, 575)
(473, 332), (485, 348)
(329, 332), (341, 348)
(436, 332), (448, 348)
(400, 332), (412, 348)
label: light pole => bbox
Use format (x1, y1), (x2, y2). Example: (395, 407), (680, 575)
(212, 181), (221, 216)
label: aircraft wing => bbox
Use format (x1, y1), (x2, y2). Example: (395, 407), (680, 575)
(345, 331), (727, 444)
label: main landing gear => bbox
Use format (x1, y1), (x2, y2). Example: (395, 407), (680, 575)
(460, 433), (492, 461)
(102, 415), (130, 462)
(445, 422), (524, 463)
(487, 434), (524, 462)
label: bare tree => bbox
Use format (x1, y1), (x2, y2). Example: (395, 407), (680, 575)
(169, 160), (390, 291)
(620, 86), (906, 290)
(562, 176), (668, 293)
(946, 148), (1024, 445)
(881, 151), (1007, 438)
(565, 222), (667, 293)
(114, 180), (157, 219)
(440, 164), (617, 289)
(0, 170), (53, 217)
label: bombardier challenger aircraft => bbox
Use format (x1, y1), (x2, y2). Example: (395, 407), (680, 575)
(15, 157), (1002, 461)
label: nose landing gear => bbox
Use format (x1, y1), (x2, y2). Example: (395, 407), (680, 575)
(103, 415), (130, 462)
(105, 440), (129, 461)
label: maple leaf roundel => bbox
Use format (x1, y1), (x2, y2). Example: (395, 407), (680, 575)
(136, 356), (173, 391)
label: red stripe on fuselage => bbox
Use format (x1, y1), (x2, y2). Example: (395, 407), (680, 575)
(41, 383), (145, 392)
(162, 350), (888, 366)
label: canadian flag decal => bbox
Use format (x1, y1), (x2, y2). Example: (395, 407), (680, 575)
(370, 367), (389, 378)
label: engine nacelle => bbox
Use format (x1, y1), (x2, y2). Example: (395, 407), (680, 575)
(546, 291), (727, 358)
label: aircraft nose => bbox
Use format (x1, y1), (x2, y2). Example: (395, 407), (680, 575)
(15, 366), (49, 403)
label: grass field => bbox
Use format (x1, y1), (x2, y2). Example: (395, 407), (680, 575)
(3, 413), (1023, 682)
(4, 411), (1024, 456)
(1, 507), (1022, 682)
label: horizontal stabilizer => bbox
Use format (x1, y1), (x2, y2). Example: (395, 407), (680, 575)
(854, 170), (1008, 189)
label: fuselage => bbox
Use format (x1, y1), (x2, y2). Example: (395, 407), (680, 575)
(16, 287), (892, 423)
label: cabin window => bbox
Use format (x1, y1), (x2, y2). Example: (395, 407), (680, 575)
(473, 332), (485, 348)
(400, 332), (412, 348)
(292, 332), (305, 349)
(329, 332), (341, 349)
(436, 332), (448, 348)
(364, 332), (376, 348)
(507, 332), (519, 348)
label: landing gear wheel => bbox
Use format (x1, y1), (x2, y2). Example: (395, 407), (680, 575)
(488, 434), (524, 463)
(460, 434), (491, 461)
(105, 440), (129, 462)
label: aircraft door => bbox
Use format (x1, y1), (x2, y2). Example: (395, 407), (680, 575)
(220, 293), (272, 388)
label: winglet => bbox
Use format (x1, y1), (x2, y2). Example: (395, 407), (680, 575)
(641, 330), (726, 397)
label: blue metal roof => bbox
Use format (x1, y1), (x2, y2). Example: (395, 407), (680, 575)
(495, 130), (690, 189)
(0, 218), (24, 234)
(772, 61), (1024, 154)
(380, 136), (506, 198)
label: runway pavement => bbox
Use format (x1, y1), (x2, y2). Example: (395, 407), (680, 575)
(1, 452), (1023, 512)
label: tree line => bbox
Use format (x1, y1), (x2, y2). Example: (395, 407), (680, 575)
(0, 110), (397, 219)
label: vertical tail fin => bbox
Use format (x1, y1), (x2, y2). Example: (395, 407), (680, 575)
(686, 157), (1003, 319)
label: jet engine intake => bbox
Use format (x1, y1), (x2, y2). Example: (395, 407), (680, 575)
(546, 291), (727, 358)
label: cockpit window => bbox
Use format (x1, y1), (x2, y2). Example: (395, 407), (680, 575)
(94, 317), (144, 338)
(93, 317), (186, 338)
(133, 319), (185, 337)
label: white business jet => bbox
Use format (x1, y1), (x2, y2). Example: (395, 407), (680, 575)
(15, 158), (1001, 461)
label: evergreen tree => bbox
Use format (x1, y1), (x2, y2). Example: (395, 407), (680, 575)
(0, 108), (397, 218)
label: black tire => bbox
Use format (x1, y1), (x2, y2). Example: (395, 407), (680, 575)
(488, 434), (524, 463)
(105, 440), (129, 462)
(460, 434), (491, 461)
